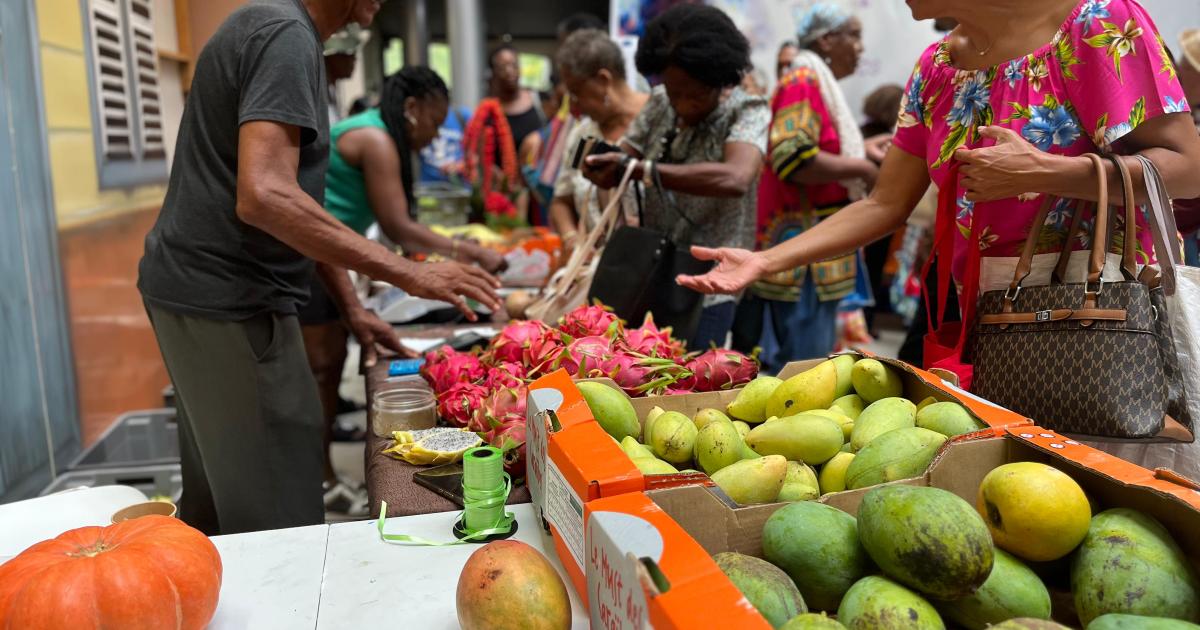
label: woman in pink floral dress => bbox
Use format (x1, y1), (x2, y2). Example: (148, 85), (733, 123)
(678, 0), (1200, 476)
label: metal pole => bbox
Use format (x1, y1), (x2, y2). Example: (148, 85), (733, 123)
(446, 0), (484, 109)
(404, 0), (428, 66)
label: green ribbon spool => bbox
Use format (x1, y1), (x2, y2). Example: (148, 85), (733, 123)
(376, 445), (516, 546)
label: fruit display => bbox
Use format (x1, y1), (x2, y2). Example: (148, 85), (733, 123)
(584, 355), (982, 505)
(416, 303), (760, 479)
(381, 427), (484, 465)
(455, 540), (572, 630)
(706, 458), (1200, 630)
(0, 515), (222, 629)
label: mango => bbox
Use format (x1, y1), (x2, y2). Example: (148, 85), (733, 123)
(914, 396), (938, 414)
(830, 394), (865, 420)
(1071, 508), (1200, 626)
(837, 576), (944, 630)
(711, 455), (787, 505)
(840, 442), (852, 453)
(694, 408), (733, 431)
(831, 354), (857, 398)
(781, 613), (846, 629)
(818, 452), (855, 495)
(578, 381), (641, 441)
(1088, 614), (1200, 629)
(643, 405), (666, 438)
(456, 540), (572, 630)
(648, 411), (697, 465)
(728, 376), (784, 423)
(762, 501), (870, 612)
(696, 421), (743, 475)
(803, 409), (854, 442)
(979, 462), (1091, 562)
(766, 361), (839, 419)
(916, 402), (982, 438)
(857, 485), (994, 600)
(990, 620), (1072, 630)
(620, 436), (654, 461)
(845, 427), (946, 490)
(849, 397), (916, 452)
(778, 461), (820, 502)
(937, 548), (1051, 629)
(631, 457), (679, 475)
(715, 552), (808, 628)
(747, 415), (843, 466)
(741, 442), (763, 460)
(851, 359), (903, 403)
(733, 420), (751, 441)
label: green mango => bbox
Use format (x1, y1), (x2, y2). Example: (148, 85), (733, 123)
(1087, 614), (1200, 629)
(845, 427), (946, 490)
(830, 394), (865, 420)
(648, 411), (697, 465)
(937, 549), (1051, 629)
(851, 359), (903, 403)
(727, 376), (784, 423)
(762, 501), (870, 612)
(837, 576), (944, 630)
(850, 397), (916, 452)
(711, 455), (787, 505)
(916, 401), (983, 438)
(578, 381), (640, 441)
(696, 421), (743, 475)
(715, 552), (808, 628)
(746, 415), (843, 466)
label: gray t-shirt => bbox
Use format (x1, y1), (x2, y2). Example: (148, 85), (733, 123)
(139, 0), (328, 319)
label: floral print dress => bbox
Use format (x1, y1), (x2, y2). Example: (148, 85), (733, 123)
(892, 0), (1190, 282)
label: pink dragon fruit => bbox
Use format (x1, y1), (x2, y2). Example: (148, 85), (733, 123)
(678, 349), (760, 392)
(469, 386), (528, 434)
(524, 330), (568, 377)
(485, 361), (528, 390)
(420, 348), (485, 394)
(600, 350), (691, 397)
(558, 302), (622, 339)
(620, 313), (678, 358)
(486, 320), (552, 365)
(482, 419), (527, 480)
(436, 382), (488, 428)
(556, 335), (615, 378)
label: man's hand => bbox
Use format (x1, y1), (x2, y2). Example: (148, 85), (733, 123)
(676, 246), (770, 295)
(472, 247), (509, 275)
(345, 308), (414, 368)
(582, 152), (627, 189)
(403, 261), (502, 321)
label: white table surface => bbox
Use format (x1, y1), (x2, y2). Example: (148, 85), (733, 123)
(209, 504), (587, 630)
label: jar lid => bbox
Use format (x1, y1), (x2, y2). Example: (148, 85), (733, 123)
(374, 387), (435, 411)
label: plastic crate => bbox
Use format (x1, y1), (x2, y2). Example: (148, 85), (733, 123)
(41, 464), (183, 503)
(70, 409), (179, 470)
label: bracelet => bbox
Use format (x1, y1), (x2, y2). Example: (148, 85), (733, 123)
(562, 230), (578, 241)
(642, 160), (655, 186)
(450, 239), (460, 260)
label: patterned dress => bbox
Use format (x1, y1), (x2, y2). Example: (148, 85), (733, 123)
(892, 0), (1190, 281)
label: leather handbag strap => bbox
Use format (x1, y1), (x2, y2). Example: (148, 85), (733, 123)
(1106, 155), (1140, 281)
(1134, 154), (1182, 295)
(1052, 199), (1087, 285)
(1082, 153), (1111, 305)
(1008, 194), (1058, 295)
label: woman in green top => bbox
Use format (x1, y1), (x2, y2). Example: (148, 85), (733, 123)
(302, 67), (504, 509)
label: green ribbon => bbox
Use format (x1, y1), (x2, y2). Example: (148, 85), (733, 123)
(376, 446), (516, 546)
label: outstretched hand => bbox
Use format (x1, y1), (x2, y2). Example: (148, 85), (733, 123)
(346, 308), (415, 368)
(405, 261), (502, 321)
(955, 126), (1048, 202)
(676, 246), (769, 295)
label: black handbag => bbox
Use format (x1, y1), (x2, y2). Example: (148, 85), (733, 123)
(588, 168), (713, 341)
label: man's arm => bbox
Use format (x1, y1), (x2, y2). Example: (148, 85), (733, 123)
(314, 262), (413, 366)
(235, 120), (500, 317)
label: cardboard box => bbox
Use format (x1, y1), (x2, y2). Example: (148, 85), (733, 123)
(584, 426), (1200, 628)
(527, 353), (1034, 604)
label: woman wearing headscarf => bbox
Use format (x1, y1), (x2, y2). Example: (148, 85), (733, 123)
(738, 4), (885, 369)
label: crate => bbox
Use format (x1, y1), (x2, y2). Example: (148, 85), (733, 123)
(69, 409), (178, 470)
(41, 464), (183, 502)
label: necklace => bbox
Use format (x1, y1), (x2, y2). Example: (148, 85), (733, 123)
(964, 31), (995, 57)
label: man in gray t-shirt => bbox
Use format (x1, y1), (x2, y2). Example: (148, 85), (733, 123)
(137, 0), (499, 535)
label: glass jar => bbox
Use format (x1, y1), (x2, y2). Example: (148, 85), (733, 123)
(372, 387), (436, 437)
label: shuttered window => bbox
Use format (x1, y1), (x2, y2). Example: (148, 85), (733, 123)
(84, 0), (168, 187)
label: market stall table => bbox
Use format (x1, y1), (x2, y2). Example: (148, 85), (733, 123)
(364, 323), (531, 518)
(208, 504), (586, 629)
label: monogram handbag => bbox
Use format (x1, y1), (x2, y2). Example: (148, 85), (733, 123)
(971, 153), (1174, 439)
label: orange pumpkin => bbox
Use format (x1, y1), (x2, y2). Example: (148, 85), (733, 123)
(0, 515), (222, 629)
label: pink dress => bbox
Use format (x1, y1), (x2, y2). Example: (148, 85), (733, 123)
(892, 0), (1191, 281)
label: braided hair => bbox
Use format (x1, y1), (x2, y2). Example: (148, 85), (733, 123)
(378, 66), (449, 209)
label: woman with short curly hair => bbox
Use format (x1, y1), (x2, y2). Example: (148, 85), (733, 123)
(584, 3), (770, 349)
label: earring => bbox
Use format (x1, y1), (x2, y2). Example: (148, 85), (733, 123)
(603, 93), (610, 107)
(405, 113), (417, 126)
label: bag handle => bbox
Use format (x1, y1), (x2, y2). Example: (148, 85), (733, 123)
(1133, 154), (1182, 295)
(922, 163), (961, 335)
(1052, 199), (1087, 285)
(1106, 154), (1140, 282)
(1004, 154), (1109, 310)
(540, 160), (639, 299)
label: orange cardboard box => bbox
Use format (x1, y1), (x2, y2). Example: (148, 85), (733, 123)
(528, 353), (1033, 603)
(584, 426), (1200, 628)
